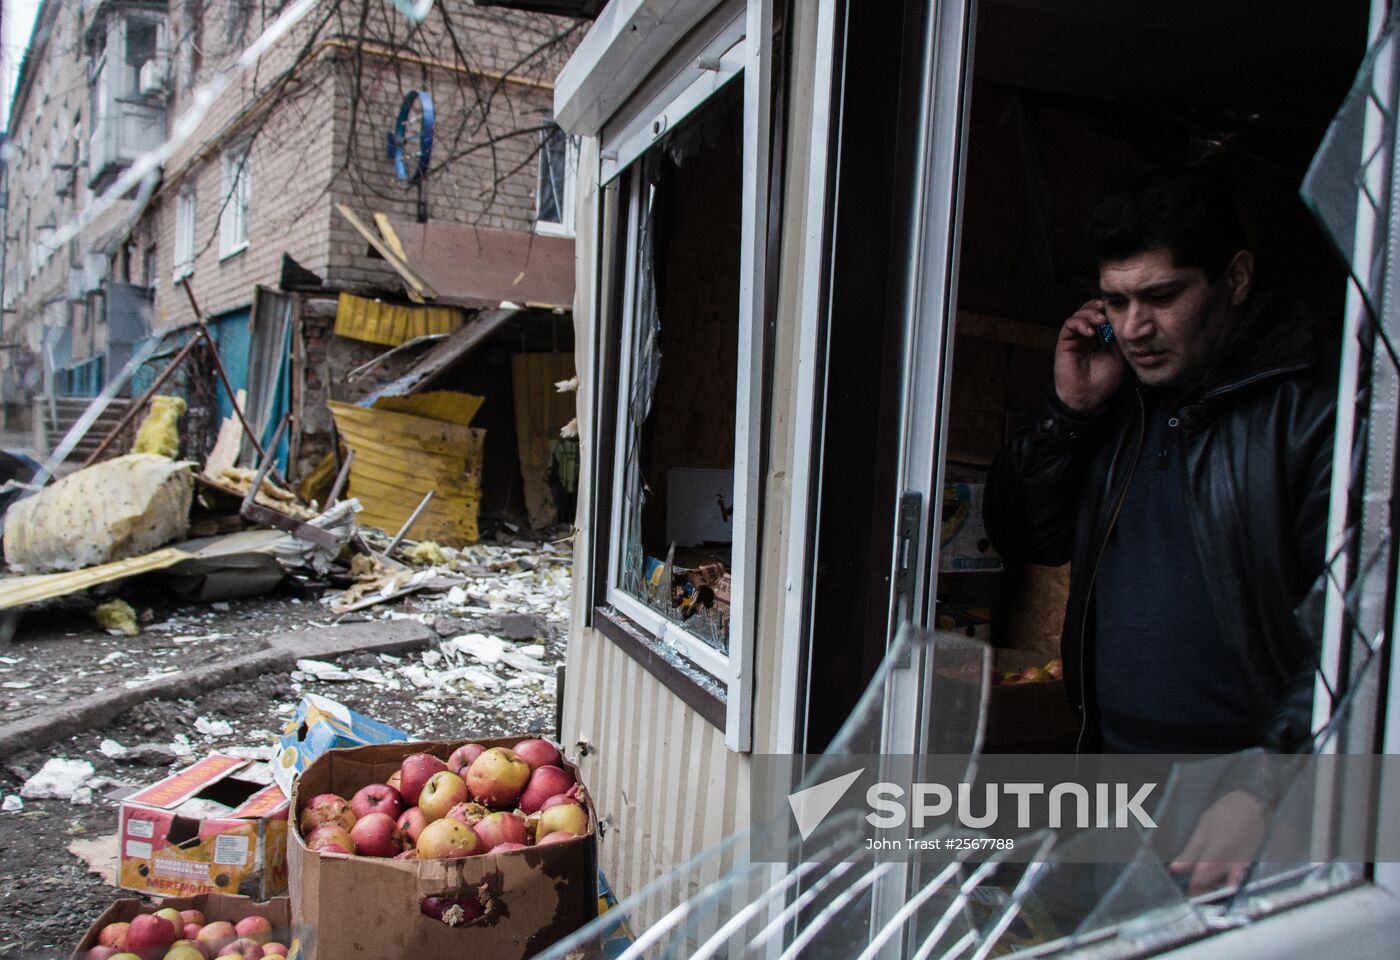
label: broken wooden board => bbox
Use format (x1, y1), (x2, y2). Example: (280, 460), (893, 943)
(511, 352), (577, 530)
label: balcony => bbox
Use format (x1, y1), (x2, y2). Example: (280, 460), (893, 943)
(87, 11), (167, 192)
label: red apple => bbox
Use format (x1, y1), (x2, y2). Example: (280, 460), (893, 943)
(473, 810), (529, 851)
(536, 801), (588, 840)
(183, 924), (203, 941)
(418, 770), (469, 822)
(196, 923), (236, 954)
(179, 911), (205, 928)
(107, 955), (142, 960)
(262, 945), (287, 958)
(538, 830), (579, 845)
(154, 909), (184, 931)
(386, 769), (403, 791)
(512, 738), (561, 771)
(350, 811), (404, 857)
(233, 917), (273, 945)
(306, 823), (356, 854)
(298, 793), (356, 836)
(399, 753), (448, 805)
(416, 817), (482, 859)
(447, 743), (486, 775)
(421, 893), (485, 925)
(85, 948), (120, 960)
(350, 783), (404, 821)
(519, 765), (575, 813)
(219, 940), (263, 960)
(126, 914), (177, 956)
(465, 747), (531, 808)
(493, 841), (528, 852)
(397, 807), (428, 845)
(99, 924), (130, 950)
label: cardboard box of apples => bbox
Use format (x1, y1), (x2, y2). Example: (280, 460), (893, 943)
(288, 735), (598, 959)
(71, 893), (291, 960)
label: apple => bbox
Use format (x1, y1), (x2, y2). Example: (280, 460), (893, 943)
(306, 823), (356, 854)
(536, 801), (588, 840)
(233, 918), (272, 945)
(262, 945), (287, 958)
(85, 948), (120, 960)
(397, 806), (428, 844)
(351, 783), (404, 821)
(447, 743), (486, 775)
(418, 770), (469, 822)
(416, 817), (482, 859)
(386, 769), (404, 791)
(1044, 658), (1063, 680)
(219, 940), (263, 959)
(1019, 666), (1047, 683)
(394, 848), (419, 860)
(183, 924), (203, 941)
(446, 801), (488, 826)
(108, 955), (142, 960)
(473, 810), (529, 852)
(511, 738), (561, 771)
(399, 753), (448, 805)
(126, 914), (177, 957)
(538, 830), (578, 845)
(350, 811), (405, 857)
(195, 922), (236, 954)
(165, 943), (205, 960)
(179, 911), (205, 928)
(493, 841), (528, 852)
(154, 909), (184, 931)
(420, 894), (485, 926)
(298, 793), (356, 836)
(465, 747), (531, 808)
(100, 923), (131, 950)
(519, 765), (575, 813)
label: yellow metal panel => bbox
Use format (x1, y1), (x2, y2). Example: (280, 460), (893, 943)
(373, 390), (484, 428)
(328, 401), (485, 545)
(333, 293), (464, 347)
(0, 547), (191, 610)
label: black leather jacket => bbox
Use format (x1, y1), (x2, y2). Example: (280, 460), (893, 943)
(984, 295), (1337, 754)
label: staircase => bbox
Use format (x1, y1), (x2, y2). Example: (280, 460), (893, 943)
(34, 396), (137, 466)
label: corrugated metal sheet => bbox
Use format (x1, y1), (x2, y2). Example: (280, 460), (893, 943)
(333, 293), (465, 347)
(0, 547), (191, 610)
(373, 390), (484, 428)
(328, 401), (485, 545)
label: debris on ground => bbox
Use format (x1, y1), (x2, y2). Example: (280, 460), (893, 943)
(20, 758), (97, 801)
(93, 599), (139, 636)
(409, 540), (451, 565)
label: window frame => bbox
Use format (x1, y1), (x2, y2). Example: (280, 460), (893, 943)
(174, 185), (196, 279)
(535, 124), (578, 237)
(219, 146), (250, 259)
(590, 0), (771, 751)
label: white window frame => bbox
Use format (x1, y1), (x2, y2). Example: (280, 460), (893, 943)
(219, 147), (250, 259)
(536, 124), (578, 237)
(174, 186), (196, 279)
(594, 0), (769, 751)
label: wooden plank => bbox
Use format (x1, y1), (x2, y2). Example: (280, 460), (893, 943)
(510, 352), (577, 529)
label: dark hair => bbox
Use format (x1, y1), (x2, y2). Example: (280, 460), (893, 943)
(1084, 168), (1248, 277)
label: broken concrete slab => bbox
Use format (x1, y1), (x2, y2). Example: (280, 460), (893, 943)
(0, 620), (433, 760)
(432, 613), (547, 641)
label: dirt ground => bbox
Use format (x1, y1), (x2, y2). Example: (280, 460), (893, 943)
(0, 544), (570, 958)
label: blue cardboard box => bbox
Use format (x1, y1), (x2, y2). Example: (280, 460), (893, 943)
(273, 694), (411, 796)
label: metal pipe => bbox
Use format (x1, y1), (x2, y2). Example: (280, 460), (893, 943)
(326, 449), (355, 507)
(80, 334), (202, 468)
(385, 489), (436, 558)
(242, 414), (290, 512)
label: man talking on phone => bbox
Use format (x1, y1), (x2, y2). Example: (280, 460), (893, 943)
(984, 168), (1337, 892)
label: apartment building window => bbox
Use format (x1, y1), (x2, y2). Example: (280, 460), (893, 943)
(219, 148), (250, 258)
(536, 124), (577, 237)
(175, 187), (196, 278)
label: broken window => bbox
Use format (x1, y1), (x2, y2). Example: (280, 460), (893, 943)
(536, 123), (576, 236)
(606, 78), (745, 676)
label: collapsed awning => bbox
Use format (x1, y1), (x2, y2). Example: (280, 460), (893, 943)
(335, 206), (575, 310)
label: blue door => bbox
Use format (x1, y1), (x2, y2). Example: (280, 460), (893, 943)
(209, 308), (252, 424)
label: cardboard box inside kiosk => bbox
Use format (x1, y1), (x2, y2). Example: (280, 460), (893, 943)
(290, 738), (598, 960)
(71, 893), (291, 960)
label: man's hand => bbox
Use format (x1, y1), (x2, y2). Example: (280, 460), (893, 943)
(1054, 299), (1125, 414)
(1169, 789), (1269, 895)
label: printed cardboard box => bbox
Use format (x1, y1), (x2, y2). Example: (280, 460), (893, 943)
(273, 693), (411, 796)
(289, 737), (598, 960)
(119, 754), (289, 899)
(71, 893), (292, 960)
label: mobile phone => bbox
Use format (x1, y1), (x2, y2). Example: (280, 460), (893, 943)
(1099, 322), (1115, 349)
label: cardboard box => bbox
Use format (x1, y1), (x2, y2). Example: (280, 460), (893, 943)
(119, 754), (289, 899)
(71, 893), (291, 960)
(939, 482), (1002, 572)
(273, 693), (412, 796)
(290, 738), (598, 960)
